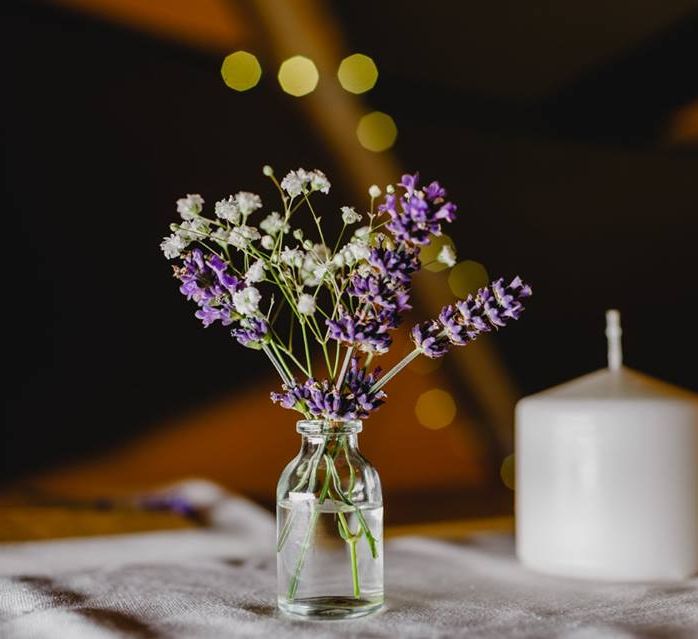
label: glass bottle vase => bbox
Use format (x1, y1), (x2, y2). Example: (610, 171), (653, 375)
(276, 419), (384, 619)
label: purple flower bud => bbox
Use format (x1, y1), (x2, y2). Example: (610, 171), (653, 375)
(231, 317), (269, 348)
(411, 320), (451, 358)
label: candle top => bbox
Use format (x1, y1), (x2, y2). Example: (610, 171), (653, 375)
(521, 309), (697, 404)
(526, 367), (697, 402)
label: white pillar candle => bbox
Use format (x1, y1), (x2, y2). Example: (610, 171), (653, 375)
(515, 310), (698, 581)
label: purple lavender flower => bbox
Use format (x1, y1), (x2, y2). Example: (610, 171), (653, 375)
(367, 246), (420, 284)
(174, 249), (244, 328)
(412, 276), (532, 357)
(344, 357), (386, 415)
(231, 317), (269, 348)
(348, 273), (411, 313)
(379, 173), (457, 245)
(410, 320), (451, 358)
(271, 359), (386, 419)
(326, 310), (393, 354)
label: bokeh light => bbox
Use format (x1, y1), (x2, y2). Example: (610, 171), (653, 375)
(356, 111), (398, 152)
(448, 260), (490, 298)
(337, 53), (378, 94)
(420, 234), (455, 273)
(220, 51), (262, 92)
(500, 454), (516, 490)
(415, 388), (457, 430)
(277, 56), (319, 97)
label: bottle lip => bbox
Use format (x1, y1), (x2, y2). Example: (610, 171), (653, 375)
(296, 419), (363, 435)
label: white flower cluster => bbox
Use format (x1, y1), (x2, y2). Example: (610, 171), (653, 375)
(280, 169), (330, 198)
(215, 192), (262, 224)
(176, 194), (204, 220)
(437, 244), (456, 267)
(341, 206), (362, 225)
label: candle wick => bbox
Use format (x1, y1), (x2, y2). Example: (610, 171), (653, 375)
(605, 309), (623, 371)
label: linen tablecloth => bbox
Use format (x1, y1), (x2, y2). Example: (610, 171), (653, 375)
(1, 484), (697, 638)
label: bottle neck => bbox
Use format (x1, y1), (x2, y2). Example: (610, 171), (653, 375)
(296, 419), (362, 453)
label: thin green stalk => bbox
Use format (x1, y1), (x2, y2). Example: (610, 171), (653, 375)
(370, 347), (422, 395)
(300, 320), (312, 377)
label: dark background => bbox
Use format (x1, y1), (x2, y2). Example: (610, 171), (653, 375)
(3, 0), (697, 481)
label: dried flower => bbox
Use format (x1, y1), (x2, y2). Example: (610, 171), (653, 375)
(214, 196), (240, 224)
(233, 286), (261, 316)
(160, 233), (187, 259)
(260, 211), (288, 236)
(298, 293), (316, 315)
(176, 194), (204, 220)
(341, 206), (362, 225)
(437, 244), (456, 267)
(232, 317), (269, 348)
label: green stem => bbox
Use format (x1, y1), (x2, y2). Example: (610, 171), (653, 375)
(370, 347), (422, 395)
(349, 539), (360, 598)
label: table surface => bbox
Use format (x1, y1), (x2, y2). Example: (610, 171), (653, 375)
(1, 491), (696, 639)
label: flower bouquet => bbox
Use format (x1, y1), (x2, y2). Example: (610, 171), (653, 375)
(161, 167), (531, 618)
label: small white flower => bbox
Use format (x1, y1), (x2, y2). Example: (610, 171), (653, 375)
(261, 235), (274, 250)
(340, 240), (370, 265)
(280, 247), (304, 268)
(235, 192), (262, 217)
(437, 244), (456, 267)
(341, 206), (362, 225)
(280, 168), (331, 198)
(260, 211), (288, 236)
(160, 233), (186, 259)
(386, 184), (395, 194)
(233, 286), (261, 316)
(297, 293), (316, 315)
(176, 194), (204, 220)
(309, 170), (330, 194)
(332, 253), (345, 268)
(245, 259), (266, 284)
(262, 165), (274, 176)
(211, 227), (229, 243)
(280, 169), (307, 198)
(293, 228), (304, 241)
(214, 196), (240, 224)
(228, 225), (260, 250)
(176, 218), (210, 241)
(302, 239), (314, 250)
(368, 184), (382, 198)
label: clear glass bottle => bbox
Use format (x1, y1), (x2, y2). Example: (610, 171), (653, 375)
(276, 419), (384, 619)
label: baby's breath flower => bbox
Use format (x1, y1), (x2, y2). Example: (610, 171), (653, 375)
(160, 233), (186, 259)
(211, 227), (229, 243)
(298, 293), (316, 315)
(235, 192), (262, 217)
(281, 247), (304, 268)
(176, 194), (204, 220)
(341, 206), (362, 225)
(260, 211), (288, 236)
(293, 229), (304, 241)
(280, 170), (306, 198)
(233, 286), (261, 316)
(302, 239), (314, 250)
(262, 165), (274, 176)
(437, 244), (456, 267)
(368, 185), (382, 198)
(215, 196), (240, 224)
(354, 226), (371, 240)
(228, 225), (260, 250)
(261, 235), (274, 250)
(309, 170), (330, 194)
(280, 168), (331, 198)
(386, 184), (395, 194)
(245, 259), (266, 284)
(176, 218), (210, 242)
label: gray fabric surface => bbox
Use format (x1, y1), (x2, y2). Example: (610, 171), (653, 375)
(1, 487), (697, 638)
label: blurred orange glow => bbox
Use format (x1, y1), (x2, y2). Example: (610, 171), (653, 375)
(49, 0), (248, 52)
(668, 100), (698, 145)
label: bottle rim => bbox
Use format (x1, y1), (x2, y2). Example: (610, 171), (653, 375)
(296, 419), (363, 435)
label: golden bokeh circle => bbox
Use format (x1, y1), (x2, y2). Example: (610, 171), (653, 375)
(415, 388), (457, 430)
(356, 111), (398, 152)
(448, 260), (490, 298)
(220, 51), (262, 92)
(278, 56), (319, 97)
(337, 53), (378, 94)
